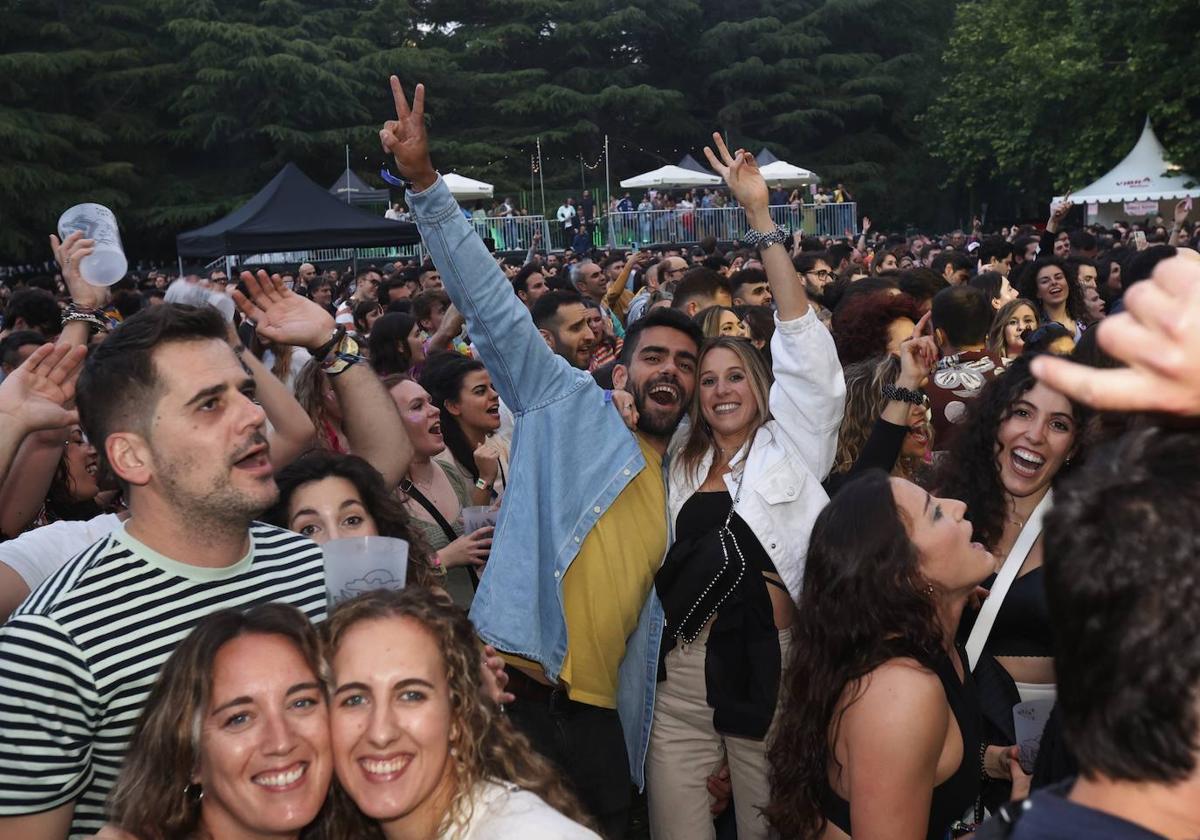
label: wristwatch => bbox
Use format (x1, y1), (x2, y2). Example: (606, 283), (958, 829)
(742, 225), (789, 250)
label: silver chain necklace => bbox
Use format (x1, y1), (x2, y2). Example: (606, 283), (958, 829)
(677, 456), (749, 645)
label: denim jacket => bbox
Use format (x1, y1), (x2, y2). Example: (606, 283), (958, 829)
(408, 177), (664, 788)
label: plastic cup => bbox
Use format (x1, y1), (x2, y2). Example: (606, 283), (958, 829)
(461, 505), (499, 534)
(321, 536), (409, 606)
(1012, 698), (1055, 773)
(57, 203), (128, 286)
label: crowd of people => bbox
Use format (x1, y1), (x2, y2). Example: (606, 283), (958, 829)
(1, 75), (1199, 840)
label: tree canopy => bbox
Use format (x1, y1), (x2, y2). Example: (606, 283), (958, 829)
(0, 0), (1192, 261)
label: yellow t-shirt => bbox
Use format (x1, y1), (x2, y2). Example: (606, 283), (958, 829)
(504, 434), (667, 708)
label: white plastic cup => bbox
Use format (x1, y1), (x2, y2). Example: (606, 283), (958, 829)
(461, 505), (499, 534)
(1012, 698), (1055, 773)
(321, 536), (409, 606)
(57, 203), (128, 286)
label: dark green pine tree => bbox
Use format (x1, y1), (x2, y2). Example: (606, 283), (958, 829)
(138, 0), (391, 239)
(0, 0), (168, 261)
(417, 0), (699, 207)
(674, 0), (955, 227)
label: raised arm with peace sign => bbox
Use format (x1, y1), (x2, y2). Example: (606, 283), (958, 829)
(379, 77), (438, 193)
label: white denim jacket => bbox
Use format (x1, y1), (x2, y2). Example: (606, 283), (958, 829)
(666, 307), (846, 602)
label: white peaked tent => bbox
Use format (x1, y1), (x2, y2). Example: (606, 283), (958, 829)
(442, 172), (494, 200)
(1055, 118), (1200, 225)
(620, 165), (721, 189)
(755, 149), (819, 188)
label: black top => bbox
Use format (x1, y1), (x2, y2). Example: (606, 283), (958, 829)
(820, 646), (981, 840)
(823, 417), (908, 497)
(987, 567), (1054, 658)
(656, 490), (784, 739)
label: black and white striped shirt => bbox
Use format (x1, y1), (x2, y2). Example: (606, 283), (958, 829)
(0, 521), (325, 839)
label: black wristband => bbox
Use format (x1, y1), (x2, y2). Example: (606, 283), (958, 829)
(311, 325), (346, 361)
(882, 383), (924, 405)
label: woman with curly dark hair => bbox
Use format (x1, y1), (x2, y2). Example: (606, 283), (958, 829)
(1013, 256), (1086, 342)
(830, 291), (924, 365)
(266, 449), (436, 587)
(766, 470), (992, 840)
(322, 587), (600, 839)
(936, 354), (1088, 811)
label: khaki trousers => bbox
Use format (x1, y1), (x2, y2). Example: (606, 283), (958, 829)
(646, 626), (793, 840)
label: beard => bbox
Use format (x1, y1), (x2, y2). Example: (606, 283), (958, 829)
(628, 373), (688, 439)
(152, 432), (278, 529)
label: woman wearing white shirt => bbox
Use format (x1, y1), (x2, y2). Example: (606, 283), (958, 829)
(323, 587), (600, 840)
(645, 136), (845, 840)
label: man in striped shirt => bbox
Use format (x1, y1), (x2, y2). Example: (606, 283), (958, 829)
(0, 303), (328, 839)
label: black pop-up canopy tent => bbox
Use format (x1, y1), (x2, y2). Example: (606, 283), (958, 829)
(329, 167), (391, 206)
(177, 163), (420, 257)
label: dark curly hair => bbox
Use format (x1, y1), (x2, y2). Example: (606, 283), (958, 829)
(1045, 428), (1200, 783)
(1014, 256), (1086, 324)
(935, 355), (1089, 549)
(766, 470), (945, 838)
(831, 291), (923, 365)
(265, 449), (435, 586)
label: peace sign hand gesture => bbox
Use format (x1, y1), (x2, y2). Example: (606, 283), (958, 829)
(702, 132), (769, 216)
(379, 77), (438, 192)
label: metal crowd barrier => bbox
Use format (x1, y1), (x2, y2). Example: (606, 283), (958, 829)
(598, 202), (857, 247)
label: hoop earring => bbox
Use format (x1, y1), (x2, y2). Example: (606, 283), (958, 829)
(184, 782), (204, 805)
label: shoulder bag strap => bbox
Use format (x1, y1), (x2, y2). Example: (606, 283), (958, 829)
(965, 490), (1053, 671)
(401, 480), (459, 545)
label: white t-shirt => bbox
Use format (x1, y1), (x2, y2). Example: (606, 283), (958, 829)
(450, 781), (601, 840)
(0, 512), (122, 592)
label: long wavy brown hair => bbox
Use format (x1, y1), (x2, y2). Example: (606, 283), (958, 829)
(107, 603), (334, 840)
(831, 354), (930, 484)
(321, 588), (595, 838)
(676, 336), (774, 484)
(766, 471), (946, 838)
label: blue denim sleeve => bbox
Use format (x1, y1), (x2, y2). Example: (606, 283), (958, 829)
(407, 177), (587, 413)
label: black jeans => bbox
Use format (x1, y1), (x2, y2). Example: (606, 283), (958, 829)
(506, 679), (632, 839)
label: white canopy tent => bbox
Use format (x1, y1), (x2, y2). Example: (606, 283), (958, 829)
(442, 172), (494, 200)
(754, 148), (819, 188)
(620, 164), (721, 189)
(1054, 118), (1200, 225)
(758, 160), (819, 188)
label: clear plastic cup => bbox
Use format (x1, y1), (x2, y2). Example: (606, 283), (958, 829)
(322, 536), (409, 606)
(461, 505), (499, 534)
(57, 203), (128, 286)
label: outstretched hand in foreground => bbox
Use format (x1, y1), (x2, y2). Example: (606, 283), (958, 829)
(1032, 255), (1200, 415)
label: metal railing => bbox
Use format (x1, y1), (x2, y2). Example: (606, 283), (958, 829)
(195, 203), (856, 275)
(597, 202), (857, 247)
(204, 244), (426, 275)
(467, 214), (554, 252)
